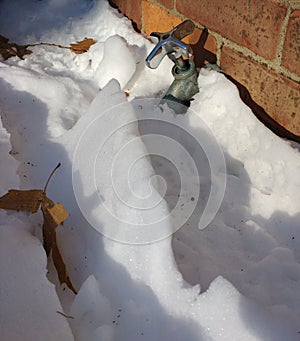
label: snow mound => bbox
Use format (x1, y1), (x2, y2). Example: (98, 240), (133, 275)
(95, 35), (137, 90)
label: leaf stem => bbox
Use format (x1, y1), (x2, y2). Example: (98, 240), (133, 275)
(43, 163), (61, 193)
(29, 42), (71, 50)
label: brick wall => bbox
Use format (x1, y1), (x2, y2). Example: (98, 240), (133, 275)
(110, 0), (300, 138)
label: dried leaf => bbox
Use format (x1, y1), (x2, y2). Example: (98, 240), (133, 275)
(41, 198), (76, 294)
(0, 35), (32, 60)
(0, 163), (77, 294)
(52, 238), (77, 294)
(0, 189), (43, 213)
(41, 198), (67, 255)
(70, 38), (96, 54)
(48, 202), (69, 225)
(0, 36), (96, 59)
(41, 196), (55, 256)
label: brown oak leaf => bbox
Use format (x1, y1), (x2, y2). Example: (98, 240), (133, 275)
(0, 189), (43, 213)
(0, 163), (77, 294)
(0, 35), (32, 60)
(70, 37), (96, 54)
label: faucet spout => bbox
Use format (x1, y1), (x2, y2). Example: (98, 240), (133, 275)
(163, 59), (199, 107)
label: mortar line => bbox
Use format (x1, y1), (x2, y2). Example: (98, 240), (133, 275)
(274, 6), (292, 72)
(221, 36), (300, 82)
(141, 0), (145, 32)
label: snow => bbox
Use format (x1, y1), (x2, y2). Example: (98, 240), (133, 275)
(0, 1), (300, 340)
(0, 212), (73, 341)
(0, 119), (19, 192)
(95, 36), (137, 89)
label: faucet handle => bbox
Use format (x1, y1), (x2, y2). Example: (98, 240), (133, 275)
(171, 19), (196, 41)
(146, 20), (195, 69)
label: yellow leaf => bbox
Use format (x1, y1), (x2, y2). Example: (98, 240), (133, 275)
(70, 38), (96, 54)
(48, 202), (69, 225)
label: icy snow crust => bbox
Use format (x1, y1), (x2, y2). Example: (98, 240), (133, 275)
(0, 1), (300, 340)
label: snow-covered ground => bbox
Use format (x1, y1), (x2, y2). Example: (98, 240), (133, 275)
(0, 1), (300, 340)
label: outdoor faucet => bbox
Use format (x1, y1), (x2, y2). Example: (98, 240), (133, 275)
(146, 20), (199, 109)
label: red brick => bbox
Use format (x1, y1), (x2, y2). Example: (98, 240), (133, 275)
(157, 0), (174, 9)
(176, 0), (287, 60)
(143, 2), (182, 35)
(282, 10), (300, 75)
(109, 0), (142, 30)
(221, 46), (300, 135)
